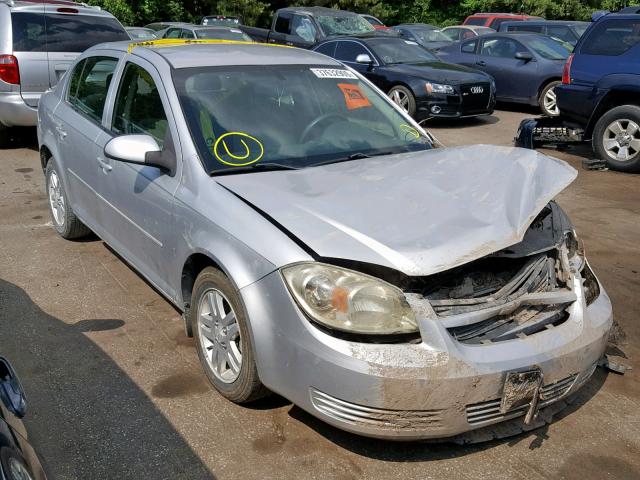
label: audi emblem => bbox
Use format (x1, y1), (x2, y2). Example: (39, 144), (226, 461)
(470, 86), (484, 94)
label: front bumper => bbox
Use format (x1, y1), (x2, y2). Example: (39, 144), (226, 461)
(241, 269), (613, 440)
(0, 93), (38, 128)
(415, 86), (496, 121)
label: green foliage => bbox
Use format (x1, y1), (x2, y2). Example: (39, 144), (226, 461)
(89, 0), (639, 28)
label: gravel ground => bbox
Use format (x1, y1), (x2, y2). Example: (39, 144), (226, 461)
(0, 108), (638, 480)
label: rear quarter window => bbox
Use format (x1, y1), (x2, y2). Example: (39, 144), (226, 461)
(581, 19), (640, 56)
(46, 14), (129, 52)
(11, 12), (47, 52)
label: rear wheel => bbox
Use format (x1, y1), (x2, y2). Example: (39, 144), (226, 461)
(0, 123), (10, 148)
(191, 267), (268, 403)
(388, 85), (417, 117)
(45, 158), (91, 239)
(538, 81), (561, 117)
(593, 105), (640, 172)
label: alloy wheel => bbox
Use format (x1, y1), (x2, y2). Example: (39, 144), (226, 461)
(389, 89), (410, 112)
(48, 170), (65, 226)
(543, 87), (559, 116)
(603, 119), (640, 162)
(197, 288), (242, 383)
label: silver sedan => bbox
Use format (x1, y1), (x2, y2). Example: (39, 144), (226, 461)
(37, 39), (613, 440)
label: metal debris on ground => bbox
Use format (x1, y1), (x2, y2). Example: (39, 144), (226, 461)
(599, 355), (632, 374)
(582, 158), (608, 171)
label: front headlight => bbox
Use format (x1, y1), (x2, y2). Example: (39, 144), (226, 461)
(564, 229), (585, 272)
(426, 82), (454, 95)
(282, 263), (418, 336)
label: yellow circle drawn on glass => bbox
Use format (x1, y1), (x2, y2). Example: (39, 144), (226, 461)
(400, 124), (420, 139)
(213, 132), (264, 167)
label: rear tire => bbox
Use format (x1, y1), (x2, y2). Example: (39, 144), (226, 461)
(0, 123), (10, 148)
(538, 81), (561, 117)
(388, 85), (417, 117)
(45, 158), (91, 239)
(191, 267), (268, 403)
(592, 105), (640, 172)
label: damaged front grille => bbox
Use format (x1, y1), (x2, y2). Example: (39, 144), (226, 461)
(415, 252), (576, 345)
(466, 373), (578, 426)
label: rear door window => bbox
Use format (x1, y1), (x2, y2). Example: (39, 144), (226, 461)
(67, 56), (119, 123)
(45, 14), (129, 52)
(481, 38), (521, 58)
(11, 12), (47, 52)
(461, 39), (478, 53)
(581, 19), (640, 56)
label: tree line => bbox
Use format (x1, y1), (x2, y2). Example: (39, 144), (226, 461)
(87, 0), (636, 28)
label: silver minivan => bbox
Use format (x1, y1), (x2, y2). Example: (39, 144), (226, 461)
(0, 0), (128, 146)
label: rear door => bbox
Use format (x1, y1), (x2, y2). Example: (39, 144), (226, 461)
(44, 7), (129, 87)
(9, 9), (49, 108)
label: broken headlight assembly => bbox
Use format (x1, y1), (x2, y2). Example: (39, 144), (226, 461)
(282, 263), (418, 336)
(564, 229), (600, 306)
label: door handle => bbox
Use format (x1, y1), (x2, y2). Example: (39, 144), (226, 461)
(96, 156), (112, 172)
(55, 125), (67, 139)
(476, 61), (486, 67)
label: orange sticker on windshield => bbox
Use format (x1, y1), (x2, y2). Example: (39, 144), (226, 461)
(337, 83), (372, 111)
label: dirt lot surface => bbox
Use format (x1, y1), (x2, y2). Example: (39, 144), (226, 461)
(1, 109), (639, 480)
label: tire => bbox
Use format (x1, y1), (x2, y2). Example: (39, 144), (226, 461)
(0, 123), (10, 149)
(0, 447), (35, 480)
(538, 80), (561, 117)
(45, 158), (91, 239)
(388, 85), (417, 117)
(592, 105), (640, 172)
(190, 267), (268, 403)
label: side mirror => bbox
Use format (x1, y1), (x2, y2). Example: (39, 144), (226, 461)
(515, 51), (534, 61)
(356, 53), (374, 64)
(105, 134), (176, 176)
(0, 358), (27, 419)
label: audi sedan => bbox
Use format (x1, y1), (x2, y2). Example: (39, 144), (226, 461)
(314, 35), (495, 120)
(37, 40), (612, 440)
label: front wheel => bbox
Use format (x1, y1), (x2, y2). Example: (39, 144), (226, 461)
(592, 105), (640, 172)
(191, 267), (268, 403)
(539, 81), (561, 117)
(388, 85), (417, 117)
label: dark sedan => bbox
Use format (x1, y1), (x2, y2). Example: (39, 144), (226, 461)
(313, 36), (495, 120)
(0, 357), (46, 479)
(392, 23), (455, 51)
(437, 33), (571, 116)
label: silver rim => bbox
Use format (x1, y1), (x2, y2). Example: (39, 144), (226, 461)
(197, 288), (242, 384)
(9, 457), (33, 480)
(389, 88), (410, 113)
(603, 119), (640, 162)
(48, 169), (65, 226)
(543, 87), (559, 116)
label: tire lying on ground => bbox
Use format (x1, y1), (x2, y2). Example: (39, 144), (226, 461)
(593, 104), (640, 172)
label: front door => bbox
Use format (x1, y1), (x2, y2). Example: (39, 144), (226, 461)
(97, 59), (181, 298)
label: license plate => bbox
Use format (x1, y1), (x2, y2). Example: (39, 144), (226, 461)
(500, 369), (543, 414)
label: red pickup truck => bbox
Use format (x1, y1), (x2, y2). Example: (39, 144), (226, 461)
(463, 13), (542, 30)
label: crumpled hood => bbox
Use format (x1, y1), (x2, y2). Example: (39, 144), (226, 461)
(216, 145), (577, 276)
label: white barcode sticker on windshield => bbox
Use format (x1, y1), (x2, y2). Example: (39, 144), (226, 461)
(311, 68), (358, 79)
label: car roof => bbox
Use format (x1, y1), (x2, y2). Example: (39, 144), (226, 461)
(8, 0), (116, 16)
(93, 41), (342, 69)
(279, 6), (360, 17)
(501, 20), (588, 25)
(475, 32), (557, 41)
(469, 13), (534, 17)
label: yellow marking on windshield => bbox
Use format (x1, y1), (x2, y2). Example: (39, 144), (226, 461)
(400, 124), (420, 139)
(127, 38), (292, 53)
(213, 132), (264, 167)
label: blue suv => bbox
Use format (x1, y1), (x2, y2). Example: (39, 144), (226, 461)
(555, 11), (640, 171)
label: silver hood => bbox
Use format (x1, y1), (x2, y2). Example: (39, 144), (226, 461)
(216, 145), (577, 276)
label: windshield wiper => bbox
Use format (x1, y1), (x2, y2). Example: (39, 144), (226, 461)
(212, 162), (299, 176)
(312, 151), (394, 168)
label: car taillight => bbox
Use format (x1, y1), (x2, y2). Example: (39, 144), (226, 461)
(0, 55), (20, 85)
(562, 54), (574, 85)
